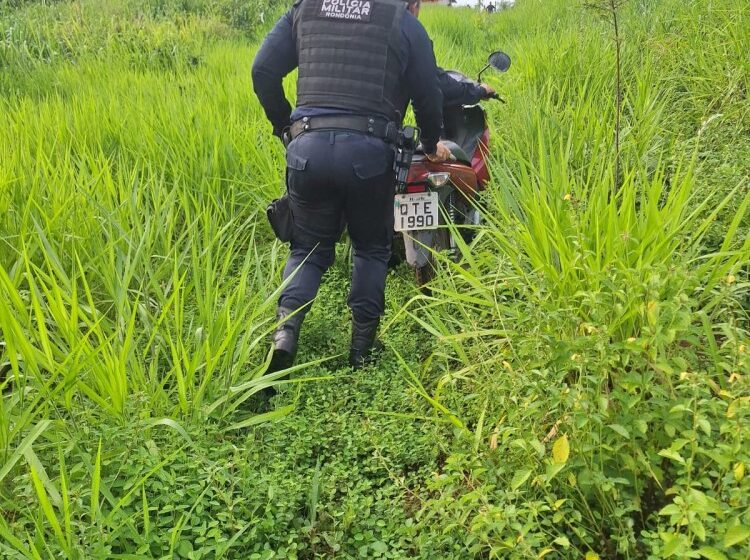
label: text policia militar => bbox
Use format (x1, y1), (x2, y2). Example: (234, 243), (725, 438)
(318, 0), (373, 22)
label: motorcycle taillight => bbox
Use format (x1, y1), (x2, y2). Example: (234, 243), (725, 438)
(406, 184), (426, 193)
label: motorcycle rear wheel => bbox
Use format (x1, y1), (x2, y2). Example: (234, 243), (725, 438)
(414, 263), (435, 287)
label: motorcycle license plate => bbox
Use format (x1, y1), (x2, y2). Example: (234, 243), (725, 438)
(394, 192), (439, 232)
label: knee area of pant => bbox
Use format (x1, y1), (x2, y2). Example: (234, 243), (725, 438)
(352, 245), (391, 259)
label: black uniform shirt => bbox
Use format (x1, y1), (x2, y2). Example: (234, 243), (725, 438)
(252, 7), (444, 155)
(438, 67), (486, 107)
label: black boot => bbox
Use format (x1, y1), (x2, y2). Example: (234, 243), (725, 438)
(349, 316), (383, 369)
(269, 307), (304, 373)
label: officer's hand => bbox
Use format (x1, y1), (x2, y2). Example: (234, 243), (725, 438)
(426, 141), (451, 163)
(481, 84), (497, 99)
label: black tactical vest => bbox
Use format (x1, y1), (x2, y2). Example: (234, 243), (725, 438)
(292, 0), (405, 122)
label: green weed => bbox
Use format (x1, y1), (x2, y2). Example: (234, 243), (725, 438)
(1, 0), (748, 558)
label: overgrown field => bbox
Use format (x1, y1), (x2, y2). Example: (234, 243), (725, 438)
(1, 0), (749, 558)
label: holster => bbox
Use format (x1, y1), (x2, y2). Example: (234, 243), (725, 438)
(266, 193), (293, 243)
(393, 126), (420, 194)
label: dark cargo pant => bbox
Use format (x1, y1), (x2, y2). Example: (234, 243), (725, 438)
(279, 130), (396, 322)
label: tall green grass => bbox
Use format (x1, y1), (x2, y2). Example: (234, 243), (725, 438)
(407, 1), (750, 557)
(0, 0), (748, 556)
(0, 42), (289, 415)
(1, 4), (296, 551)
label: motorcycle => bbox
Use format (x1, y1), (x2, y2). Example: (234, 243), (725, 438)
(394, 50), (511, 286)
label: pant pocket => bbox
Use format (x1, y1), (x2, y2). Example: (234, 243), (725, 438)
(352, 156), (388, 180)
(286, 151), (309, 171)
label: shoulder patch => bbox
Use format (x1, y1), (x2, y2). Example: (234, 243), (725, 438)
(317, 0), (373, 22)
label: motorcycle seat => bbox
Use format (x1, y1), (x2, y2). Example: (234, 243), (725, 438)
(441, 140), (472, 166)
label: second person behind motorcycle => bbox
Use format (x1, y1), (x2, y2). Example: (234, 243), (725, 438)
(404, 0), (497, 107)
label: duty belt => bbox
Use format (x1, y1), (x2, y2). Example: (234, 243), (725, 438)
(288, 115), (398, 143)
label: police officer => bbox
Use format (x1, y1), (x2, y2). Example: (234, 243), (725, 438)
(252, 0), (451, 371)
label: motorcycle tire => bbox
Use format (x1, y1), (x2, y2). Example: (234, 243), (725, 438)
(414, 263), (435, 287)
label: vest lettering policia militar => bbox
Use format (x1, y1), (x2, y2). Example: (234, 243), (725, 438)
(292, 0), (405, 122)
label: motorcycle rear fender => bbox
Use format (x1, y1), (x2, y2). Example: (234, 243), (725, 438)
(403, 230), (435, 268)
(406, 160), (479, 199)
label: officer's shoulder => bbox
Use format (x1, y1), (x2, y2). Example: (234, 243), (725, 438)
(402, 10), (430, 42)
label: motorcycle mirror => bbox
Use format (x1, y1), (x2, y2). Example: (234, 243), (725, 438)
(477, 50), (511, 82)
(488, 51), (511, 72)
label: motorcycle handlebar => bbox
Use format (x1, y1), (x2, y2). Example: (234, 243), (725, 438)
(487, 91), (507, 103)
